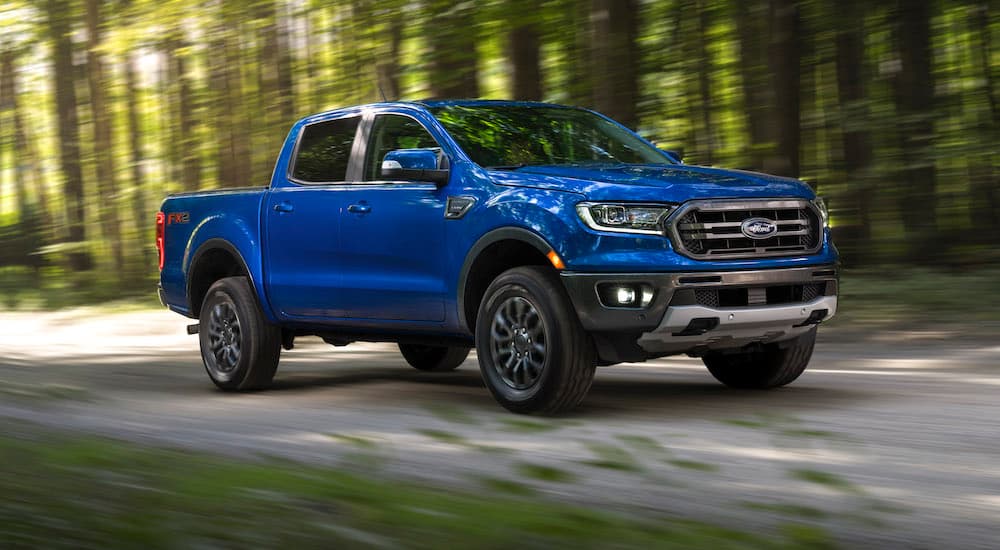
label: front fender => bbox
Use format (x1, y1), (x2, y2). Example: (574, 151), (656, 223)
(451, 186), (584, 330)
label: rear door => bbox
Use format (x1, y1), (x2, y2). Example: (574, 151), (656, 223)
(263, 114), (361, 318)
(335, 112), (448, 321)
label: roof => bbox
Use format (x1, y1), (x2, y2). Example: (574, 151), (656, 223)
(416, 99), (577, 110)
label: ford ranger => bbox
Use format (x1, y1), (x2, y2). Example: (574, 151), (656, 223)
(157, 100), (838, 414)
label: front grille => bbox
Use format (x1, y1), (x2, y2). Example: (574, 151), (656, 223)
(669, 200), (821, 259)
(676, 283), (826, 308)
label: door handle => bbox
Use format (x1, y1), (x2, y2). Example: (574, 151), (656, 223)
(347, 204), (371, 214)
(273, 202), (294, 213)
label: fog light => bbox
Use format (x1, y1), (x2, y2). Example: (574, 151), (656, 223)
(597, 283), (655, 309)
(616, 287), (636, 305)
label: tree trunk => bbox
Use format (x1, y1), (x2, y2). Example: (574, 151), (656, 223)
(257, 2), (281, 179)
(0, 51), (28, 221)
(124, 53), (149, 239)
(564, 0), (592, 106)
(508, 3), (543, 101)
(736, 0), (800, 177)
(682, 0), (715, 164)
(4, 51), (51, 230)
(276, 3), (295, 121)
(767, 0), (801, 177)
(173, 41), (201, 191)
(45, 0), (91, 271)
(591, 0), (639, 129)
(210, 12), (249, 188)
(967, 3), (999, 245)
(834, 0), (873, 260)
(425, 0), (479, 99)
(892, 0), (938, 256)
(85, 0), (125, 276)
(376, 11), (403, 101)
(735, 0), (772, 170)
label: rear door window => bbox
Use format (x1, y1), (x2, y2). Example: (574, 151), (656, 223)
(291, 116), (361, 183)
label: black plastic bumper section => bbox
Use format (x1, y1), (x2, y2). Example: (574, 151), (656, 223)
(559, 265), (839, 333)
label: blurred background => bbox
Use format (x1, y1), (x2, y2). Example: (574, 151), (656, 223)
(2, 2), (999, 547)
(0, 0), (997, 307)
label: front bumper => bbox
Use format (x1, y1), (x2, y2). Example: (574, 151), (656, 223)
(636, 295), (836, 355)
(559, 265), (838, 359)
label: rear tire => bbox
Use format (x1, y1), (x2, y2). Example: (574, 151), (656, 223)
(475, 266), (596, 414)
(702, 328), (817, 389)
(199, 276), (281, 391)
(399, 344), (470, 372)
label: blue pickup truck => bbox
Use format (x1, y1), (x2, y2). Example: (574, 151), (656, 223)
(157, 100), (838, 414)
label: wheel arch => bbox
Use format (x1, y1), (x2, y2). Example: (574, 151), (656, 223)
(186, 238), (263, 319)
(457, 227), (558, 334)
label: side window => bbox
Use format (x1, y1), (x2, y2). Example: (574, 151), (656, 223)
(291, 116), (361, 183)
(364, 114), (441, 180)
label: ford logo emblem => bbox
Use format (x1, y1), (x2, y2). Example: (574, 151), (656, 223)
(740, 217), (778, 239)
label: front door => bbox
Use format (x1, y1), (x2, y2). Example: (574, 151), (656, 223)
(335, 113), (448, 321)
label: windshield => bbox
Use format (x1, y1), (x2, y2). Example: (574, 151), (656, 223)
(429, 105), (673, 169)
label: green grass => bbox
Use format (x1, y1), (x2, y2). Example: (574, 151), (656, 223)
(0, 266), (160, 311)
(0, 424), (833, 549)
(581, 442), (643, 472)
(789, 469), (862, 494)
(0, 381), (92, 403)
(742, 502), (829, 520)
(668, 459), (720, 473)
(616, 434), (670, 455)
(515, 462), (578, 483)
(829, 267), (1000, 330)
(500, 417), (564, 433)
(422, 402), (479, 425)
(327, 433), (378, 449)
(417, 429), (468, 445)
(475, 476), (538, 497)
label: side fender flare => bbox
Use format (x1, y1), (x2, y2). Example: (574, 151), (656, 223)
(456, 227), (554, 331)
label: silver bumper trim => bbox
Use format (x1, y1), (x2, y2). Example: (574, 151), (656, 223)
(637, 295), (837, 354)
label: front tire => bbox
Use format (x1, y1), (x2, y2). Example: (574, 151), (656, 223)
(399, 344), (470, 372)
(199, 276), (281, 391)
(475, 266), (596, 414)
(702, 328), (817, 389)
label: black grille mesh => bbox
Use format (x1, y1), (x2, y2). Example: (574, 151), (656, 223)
(687, 283), (825, 308)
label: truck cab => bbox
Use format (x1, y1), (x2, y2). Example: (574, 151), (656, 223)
(157, 100), (838, 414)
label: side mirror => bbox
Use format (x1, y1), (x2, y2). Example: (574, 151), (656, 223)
(381, 148), (450, 185)
(659, 148), (684, 163)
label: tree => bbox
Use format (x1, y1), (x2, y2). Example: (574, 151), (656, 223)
(507, 1), (543, 101)
(892, 0), (938, 255)
(967, 3), (999, 244)
(735, 0), (801, 177)
(85, 0), (125, 276)
(834, 0), (873, 258)
(45, 0), (91, 271)
(591, 0), (639, 129)
(425, 0), (479, 99)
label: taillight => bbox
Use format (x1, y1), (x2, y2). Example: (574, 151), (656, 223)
(155, 211), (165, 270)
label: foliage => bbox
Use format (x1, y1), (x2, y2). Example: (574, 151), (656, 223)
(0, 0), (997, 299)
(2, 423), (833, 549)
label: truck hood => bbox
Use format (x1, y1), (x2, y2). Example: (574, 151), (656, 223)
(487, 164), (814, 202)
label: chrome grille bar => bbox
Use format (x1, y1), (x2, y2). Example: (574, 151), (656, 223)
(666, 199), (822, 260)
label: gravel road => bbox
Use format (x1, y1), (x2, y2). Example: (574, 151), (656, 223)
(1, 309), (998, 548)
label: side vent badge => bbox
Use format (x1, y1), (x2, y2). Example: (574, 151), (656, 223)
(445, 196), (476, 219)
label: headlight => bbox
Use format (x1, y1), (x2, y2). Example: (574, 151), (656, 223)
(576, 202), (674, 235)
(812, 197), (829, 228)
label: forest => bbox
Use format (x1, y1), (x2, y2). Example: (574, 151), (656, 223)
(0, 0), (997, 305)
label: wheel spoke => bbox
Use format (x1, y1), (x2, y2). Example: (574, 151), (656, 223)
(489, 295), (548, 391)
